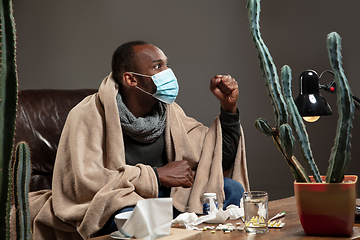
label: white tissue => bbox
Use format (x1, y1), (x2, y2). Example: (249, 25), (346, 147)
(226, 204), (244, 220)
(122, 198), (173, 240)
(202, 208), (228, 224)
(172, 203), (244, 230)
(171, 212), (198, 227)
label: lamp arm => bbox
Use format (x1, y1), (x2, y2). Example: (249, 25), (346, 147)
(319, 70), (336, 93)
(319, 79), (336, 93)
(321, 87), (360, 112)
(318, 70), (360, 112)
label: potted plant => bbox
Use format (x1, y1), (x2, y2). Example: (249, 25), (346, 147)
(246, 0), (357, 236)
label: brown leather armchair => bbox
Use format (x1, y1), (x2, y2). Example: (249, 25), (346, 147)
(14, 89), (97, 192)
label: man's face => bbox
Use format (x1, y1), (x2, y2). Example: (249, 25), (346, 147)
(132, 44), (169, 94)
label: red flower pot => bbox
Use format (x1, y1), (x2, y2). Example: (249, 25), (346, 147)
(294, 175), (357, 236)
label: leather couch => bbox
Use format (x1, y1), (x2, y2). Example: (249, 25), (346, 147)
(14, 89), (97, 192)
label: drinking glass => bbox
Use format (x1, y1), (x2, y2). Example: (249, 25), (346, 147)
(243, 191), (269, 234)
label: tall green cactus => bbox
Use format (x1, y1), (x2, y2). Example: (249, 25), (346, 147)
(247, 0), (355, 183)
(326, 32), (355, 183)
(281, 66), (322, 183)
(12, 142), (32, 240)
(246, 0), (288, 127)
(248, 0), (311, 183)
(0, 0), (19, 239)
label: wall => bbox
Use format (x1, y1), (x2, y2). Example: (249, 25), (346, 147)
(13, 0), (360, 200)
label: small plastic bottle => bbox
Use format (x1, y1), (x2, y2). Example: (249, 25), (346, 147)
(203, 193), (218, 215)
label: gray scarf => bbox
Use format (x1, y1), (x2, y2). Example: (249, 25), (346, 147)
(116, 93), (166, 143)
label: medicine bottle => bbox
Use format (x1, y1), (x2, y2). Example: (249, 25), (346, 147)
(202, 193), (218, 215)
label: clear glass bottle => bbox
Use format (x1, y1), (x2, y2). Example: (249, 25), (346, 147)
(202, 192), (218, 214)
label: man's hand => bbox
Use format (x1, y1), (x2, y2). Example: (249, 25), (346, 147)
(157, 160), (194, 188)
(210, 75), (238, 113)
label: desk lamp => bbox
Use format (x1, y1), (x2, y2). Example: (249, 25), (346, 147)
(294, 69), (360, 122)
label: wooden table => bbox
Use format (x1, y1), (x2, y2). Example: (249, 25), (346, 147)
(92, 196), (360, 240)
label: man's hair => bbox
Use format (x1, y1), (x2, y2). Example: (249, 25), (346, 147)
(111, 40), (149, 84)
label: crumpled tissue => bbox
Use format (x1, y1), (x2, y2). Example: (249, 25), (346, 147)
(121, 198), (173, 240)
(172, 201), (244, 230)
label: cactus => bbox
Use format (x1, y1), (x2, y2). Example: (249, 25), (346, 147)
(247, 0), (355, 183)
(325, 32), (355, 183)
(12, 142), (32, 240)
(281, 66), (322, 183)
(254, 118), (274, 137)
(247, 0), (310, 182)
(246, 0), (288, 127)
(0, 0), (19, 239)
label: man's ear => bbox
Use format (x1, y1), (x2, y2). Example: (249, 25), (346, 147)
(122, 72), (138, 87)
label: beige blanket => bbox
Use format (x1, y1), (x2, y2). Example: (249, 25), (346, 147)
(28, 73), (249, 239)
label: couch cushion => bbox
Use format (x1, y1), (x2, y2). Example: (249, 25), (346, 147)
(14, 89), (97, 192)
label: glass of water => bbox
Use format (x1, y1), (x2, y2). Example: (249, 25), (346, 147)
(243, 191), (269, 234)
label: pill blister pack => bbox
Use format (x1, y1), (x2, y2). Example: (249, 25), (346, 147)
(268, 211), (286, 228)
(268, 220), (285, 228)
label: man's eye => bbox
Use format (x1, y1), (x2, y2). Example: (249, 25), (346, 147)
(154, 64), (161, 70)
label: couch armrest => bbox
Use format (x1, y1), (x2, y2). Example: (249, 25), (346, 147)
(14, 89), (97, 192)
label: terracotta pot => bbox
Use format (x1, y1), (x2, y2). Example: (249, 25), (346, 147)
(294, 175), (357, 236)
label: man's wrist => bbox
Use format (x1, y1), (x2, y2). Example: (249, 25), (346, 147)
(152, 167), (161, 187)
(220, 103), (237, 114)
(220, 107), (240, 126)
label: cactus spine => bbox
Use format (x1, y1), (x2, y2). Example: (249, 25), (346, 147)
(326, 32), (355, 183)
(0, 0), (19, 239)
(12, 142), (32, 240)
(247, 0), (355, 184)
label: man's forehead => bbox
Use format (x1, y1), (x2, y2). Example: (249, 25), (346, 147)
(133, 44), (167, 62)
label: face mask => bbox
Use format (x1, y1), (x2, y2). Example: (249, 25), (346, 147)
(129, 68), (179, 104)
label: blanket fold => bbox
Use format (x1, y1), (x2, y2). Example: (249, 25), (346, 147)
(27, 73), (249, 240)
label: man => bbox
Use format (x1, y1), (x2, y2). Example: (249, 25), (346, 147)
(29, 41), (249, 239)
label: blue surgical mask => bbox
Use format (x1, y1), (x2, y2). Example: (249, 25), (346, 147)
(129, 68), (179, 104)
